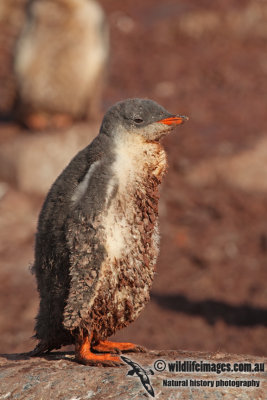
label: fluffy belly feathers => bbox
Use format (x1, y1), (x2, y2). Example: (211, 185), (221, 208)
(90, 188), (160, 339)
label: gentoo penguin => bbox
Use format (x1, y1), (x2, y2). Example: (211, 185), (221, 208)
(14, 0), (109, 130)
(31, 98), (188, 366)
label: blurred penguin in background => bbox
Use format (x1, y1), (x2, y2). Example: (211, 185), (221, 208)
(0, 0), (28, 119)
(14, 0), (109, 130)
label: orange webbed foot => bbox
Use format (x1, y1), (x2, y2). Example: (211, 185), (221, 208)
(92, 340), (146, 354)
(24, 113), (49, 131)
(24, 112), (73, 131)
(75, 335), (123, 367)
(76, 352), (123, 367)
(51, 113), (73, 130)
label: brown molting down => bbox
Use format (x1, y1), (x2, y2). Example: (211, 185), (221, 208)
(89, 175), (162, 343)
(63, 142), (167, 344)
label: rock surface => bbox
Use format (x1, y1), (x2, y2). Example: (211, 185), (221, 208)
(0, 350), (266, 400)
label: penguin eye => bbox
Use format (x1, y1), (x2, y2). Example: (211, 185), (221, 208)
(134, 118), (143, 124)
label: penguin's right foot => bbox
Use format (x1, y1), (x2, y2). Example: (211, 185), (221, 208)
(24, 112), (49, 131)
(75, 334), (123, 367)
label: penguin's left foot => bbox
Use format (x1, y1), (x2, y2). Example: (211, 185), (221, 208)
(75, 335), (124, 367)
(51, 113), (73, 130)
(92, 340), (146, 354)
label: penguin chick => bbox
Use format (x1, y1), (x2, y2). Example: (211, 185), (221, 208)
(14, 0), (109, 130)
(30, 98), (188, 366)
(0, 0), (28, 117)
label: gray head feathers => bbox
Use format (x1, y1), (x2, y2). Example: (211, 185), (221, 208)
(100, 99), (169, 134)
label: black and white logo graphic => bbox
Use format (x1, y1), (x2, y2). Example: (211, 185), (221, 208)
(121, 356), (155, 397)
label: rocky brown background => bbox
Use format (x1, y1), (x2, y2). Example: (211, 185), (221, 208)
(0, 0), (267, 360)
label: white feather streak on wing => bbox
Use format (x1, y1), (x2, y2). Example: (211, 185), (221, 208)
(71, 160), (101, 203)
(105, 176), (117, 207)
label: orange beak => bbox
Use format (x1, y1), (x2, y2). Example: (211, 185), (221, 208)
(157, 115), (189, 126)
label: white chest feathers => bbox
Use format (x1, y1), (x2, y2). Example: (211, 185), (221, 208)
(104, 135), (166, 260)
(112, 134), (167, 190)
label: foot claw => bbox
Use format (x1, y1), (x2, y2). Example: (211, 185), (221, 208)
(128, 344), (146, 353)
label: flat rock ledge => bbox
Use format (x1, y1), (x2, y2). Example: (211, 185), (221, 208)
(0, 350), (266, 400)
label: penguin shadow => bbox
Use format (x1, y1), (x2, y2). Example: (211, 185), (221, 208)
(0, 114), (13, 123)
(1, 351), (75, 362)
(151, 293), (267, 327)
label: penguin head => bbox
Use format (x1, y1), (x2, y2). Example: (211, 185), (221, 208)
(100, 98), (188, 142)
